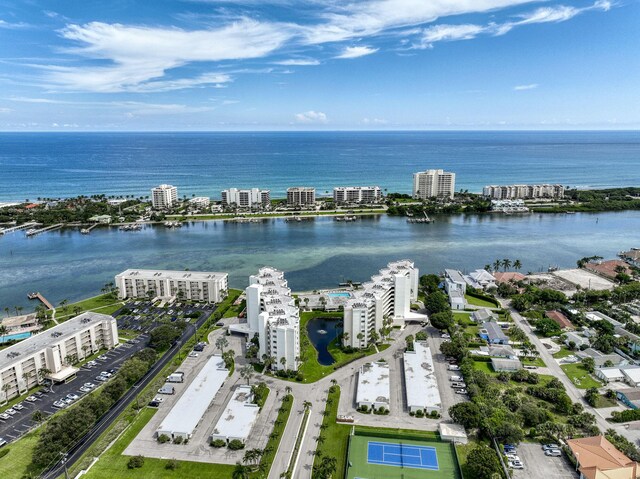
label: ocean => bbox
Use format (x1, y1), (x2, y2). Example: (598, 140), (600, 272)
(0, 131), (639, 201)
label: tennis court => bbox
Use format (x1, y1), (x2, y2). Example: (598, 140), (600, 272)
(346, 431), (461, 479)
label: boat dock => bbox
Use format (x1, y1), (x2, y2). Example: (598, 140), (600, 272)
(407, 212), (432, 223)
(27, 292), (55, 310)
(26, 223), (63, 237)
(0, 222), (40, 235)
(80, 224), (99, 234)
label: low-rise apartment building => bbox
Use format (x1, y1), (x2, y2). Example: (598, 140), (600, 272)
(482, 184), (565, 199)
(0, 312), (118, 401)
(286, 187), (316, 206)
(221, 188), (270, 208)
(115, 269), (228, 303)
(343, 260), (426, 349)
(333, 186), (381, 204)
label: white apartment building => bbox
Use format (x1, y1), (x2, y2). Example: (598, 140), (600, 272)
(482, 184), (565, 199)
(188, 197), (211, 209)
(151, 184), (178, 209)
(0, 312), (118, 401)
(412, 170), (456, 200)
(245, 267), (300, 371)
(287, 187), (316, 206)
(343, 260), (426, 349)
(333, 186), (381, 204)
(115, 269), (228, 303)
(221, 188), (270, 208)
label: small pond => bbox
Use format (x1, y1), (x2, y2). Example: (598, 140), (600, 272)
(306, 317), (343, 366)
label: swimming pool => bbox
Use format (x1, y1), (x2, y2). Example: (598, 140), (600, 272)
(0, 331), (32, 343)
(327, 292), (351, 298)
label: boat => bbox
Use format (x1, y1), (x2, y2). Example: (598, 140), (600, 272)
(335, 215), (357, 222)
(80, 228), (90, 234)
(163, 221), (182, 228)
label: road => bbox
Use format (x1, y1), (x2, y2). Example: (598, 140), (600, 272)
(42, 312), (212, 479)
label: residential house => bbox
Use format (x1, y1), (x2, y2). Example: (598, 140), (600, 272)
(491, 358), (522, 372)
(471, 308), (496, 323)
(619, 248), (640, 268)
(493, 272), (527, 284)
(564, 331), (590, 349)
(485, 345), (517, 358)
(546, 310), (574, 330)
(595, 365), (640, 386)
(444, 269), (467, 310)
(577, 348), (625, 368)
(464, 269), (496, 290)
(567, 435), (638, 479)
(585, 259), (633, 280)
(479, 321), (509, 345)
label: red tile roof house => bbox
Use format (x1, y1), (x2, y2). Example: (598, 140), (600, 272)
(567, 435), (638, 479)
(546, 310), (574, 330)
(585, 259), (633, 279)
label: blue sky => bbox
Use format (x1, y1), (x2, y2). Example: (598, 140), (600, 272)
(0, 0), (638, 130)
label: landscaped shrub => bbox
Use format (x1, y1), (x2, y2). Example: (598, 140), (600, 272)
(211, 439), (226, 448)
(157, 434), (171, 444)
(415, 409), (425, 418)
(127, 455), (145, 469)
(357, 405), (371, 414)
(228, 439), (245, 450)
(429, 410), (440, 419)
(165, 459), (179, 470)
(173, 436), (184, 445)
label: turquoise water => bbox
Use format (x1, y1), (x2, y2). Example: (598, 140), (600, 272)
(328, 292), (351, 298)
(0, 332), (32, 343)
(1, 211), (639, 310)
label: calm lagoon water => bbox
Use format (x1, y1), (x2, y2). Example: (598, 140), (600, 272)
(1, 211), (639, 310)
(306, 317), (342, 366)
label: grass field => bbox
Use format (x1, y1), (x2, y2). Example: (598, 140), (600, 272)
(553, 346), (576, 359)
(464, 294), (498, 308)
(54, 293), (124, 321)
(0, 431), (42, 479)
(346, 431), (461, 479)
(561, 363), (602, 389)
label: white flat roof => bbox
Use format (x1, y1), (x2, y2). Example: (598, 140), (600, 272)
(404, 342), (442, 410)
(623, 367), (640, 383)
(117, 269), (227, 281)
(210, 385), (260, 442)
(156, 355), (228, 438)
(356, 361), (390, 406)
(0, 312), (115, 369)
(598, 367), (624, 379)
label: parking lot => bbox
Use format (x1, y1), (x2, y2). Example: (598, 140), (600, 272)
(116, 300), (214, 334)
(512, 443), (577, 479)
(426, 326), (466, 419)
(0, 334), (149, 443)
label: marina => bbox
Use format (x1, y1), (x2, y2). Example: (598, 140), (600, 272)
(25, 223), (63, 237)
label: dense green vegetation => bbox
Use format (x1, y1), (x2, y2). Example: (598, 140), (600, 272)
(533, 187), (640, 213)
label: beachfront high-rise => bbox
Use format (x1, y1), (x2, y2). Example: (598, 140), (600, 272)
(286, 187), (316, 206)
(151, 184), (178, 209)
(412, 170), (456, 200)
(343, 260), (426, 349)
(482, 184), (565, 199)
(115, 269), (228, 303)
(333, 186), (381, 204)
(221, 188), (270, 208)
(245, 267), (300, 371)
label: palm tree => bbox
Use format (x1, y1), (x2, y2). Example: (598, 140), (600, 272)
(284, 385), (292, 396)
(215, 336), (229, 354)
(1, 384), (11, 404)
(502, 259), (512, 271)
(513, 259), (522, 271)
(0, 325), (7, 344)
(232, 462), (251, 479)
(492, 260), (501, 272)
(342, 332), (350, 346)
(303, 400), (312, 410)
(280, 356), (287, 369)
(319, 296), (327, 310)
(330, 379), (338, 387)
(4, 307), (9, 318)
(356, 332), (364, 348)
(240, 364), (254, 385)
(263, 355), (275, 371)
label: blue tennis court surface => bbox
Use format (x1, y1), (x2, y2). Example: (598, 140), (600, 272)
(367, 441), (439, 470)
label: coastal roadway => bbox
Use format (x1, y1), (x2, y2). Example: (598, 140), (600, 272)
(41, 312), (212, 479)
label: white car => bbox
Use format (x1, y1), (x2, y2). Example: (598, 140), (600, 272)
(84, 382), (96, 389)
(66, 393), (79, 401)
(79, 386), (92, 393)
(53, 400), (67, 409)
(509, 460), (524, 469)
(13, 403), (24, 411)
(188, 352), (199, 358)
(447, 365), (460, 371)
(542, 444), (560, 451)
(95, 375), (108, 382)
(449, 376), (463, 382)
(545, 449), (562, 457)
(152, 397), (165, 403)
(5, 409), (16, 416)
(506, 454), (521, 462)
(441, 333), (451, 339)
(455, 389), (468, 394)
(0, 413), (10, 420)
(25, 395), (37, 402)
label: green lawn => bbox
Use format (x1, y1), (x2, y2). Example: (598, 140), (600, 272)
(522, 357), (546, 367)
(54, 294), (124, 321)
(453, 312), (473, 326)
(257, 394), (293, 478)
(594, 395), (618, 408)
(472, 360), (495, 374)
(464, 294), (498, 308)
(0, 431), (42, 479)
(552, 347), (576, 359)
(314, 386), (351, 479)
(561, 363), (602, 389)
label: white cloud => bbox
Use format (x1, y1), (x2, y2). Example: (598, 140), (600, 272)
(273, 58), (320, 66)
(119, 101), (215, 116)
(294, 110), (328, 123)
(335, 46), (378, 59)
(362, 117), (388, 125)
(0, 19), (28, 29)
(0, 107), (12, 113)
(416, 1), (612, 48)
(45, 19), (293, 92)
(514, 83), (538, 90)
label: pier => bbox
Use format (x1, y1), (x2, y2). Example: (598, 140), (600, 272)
(27, 292), (55, 310)
(0, 222), (40, 235)
(26, 223), (63, 237)
(406, 212), (432, 223)
(80, 224), (98, 234)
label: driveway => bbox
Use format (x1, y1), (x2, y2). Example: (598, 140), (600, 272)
(512, 443), (577, 479)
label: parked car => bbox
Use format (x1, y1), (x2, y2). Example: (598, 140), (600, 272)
(545, 449), (562, 457)
(84, 382), (96, 389)
(188, 352), (199, 358)
(25, 395), (37, 402)
(451, 382), (466, 388)
(5, 409), (16, 416)
(13, 403), (24, 411)
(455, 389), (468, 394)
(449, 376), (463, 381)
(441, 333), (451, 339)
(62, 397), (73, 405)
(95, 375), (108, 382)
(216, 321), (224, 327)
(0, 413), (10, 420)
(542, 444), (560, 451)
(79, 386), (92, 393)
(447, 364), (460, 371)
(0, 438), (6, 447)
(34, 391), (45, 398)
(509, 460), (524, 469)
(148, 400), (161, 408)
(53, 400), (67, 408)
(506, 454), (520, 461)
